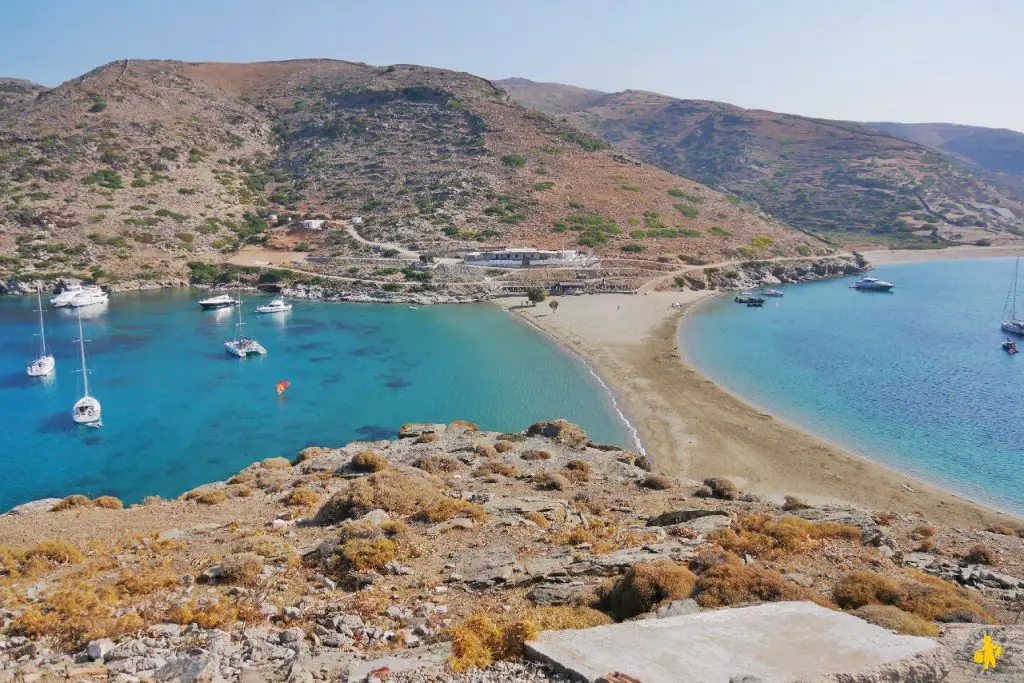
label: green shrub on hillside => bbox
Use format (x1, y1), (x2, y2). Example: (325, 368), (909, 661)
(501, 154), (527, 168)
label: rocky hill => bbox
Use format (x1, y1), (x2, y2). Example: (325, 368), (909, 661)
(0, 419), (1021, 681)
(866, 121), (1024, 202)
(0, 60), (821, 297)
(499, 79), (1024, 249)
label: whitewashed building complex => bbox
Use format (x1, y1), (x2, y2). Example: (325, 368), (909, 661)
(462, 247), (598, 268)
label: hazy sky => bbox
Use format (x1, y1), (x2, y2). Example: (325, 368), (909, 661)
(2, 0), (1022, 131)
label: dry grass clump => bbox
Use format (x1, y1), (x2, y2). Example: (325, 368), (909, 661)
(872, 511), (895, 526)
(781, 495), (810, 511)
(283, 486), (320, 507)
(414, 455), (461, 474)
(963, 544), (996, 565)
(318, 470), (485, 524)
(92, 495), (124, 510)
(233, 535), (296, 560)
(697, 477), (739, 500)
(474, 443), (498, 459)
(708, 513), (860, 560)
(340, 538), (398, 571)
(447, 607), (611, 672)
(521, 449), (552, 461)
(351, 450), (389, 472)
(261, 457), (292, 470)
(832, 569), (990, 624)
(640, 474), (674, 490)
(169, 597), (261, 630)
(693, 560), (829, 609)
(597, 560), (697, 620)
(51, 495), (91, 512)
(852, 605), (939, 637)
(228, 470), (256, 485)
(527, 419), (588, 448)
(493, 440), (516, 453)
(449, 420), (479, 431)
(226, 484), (252, 498)
(498, 432), (527, 442)
(474, 460), (517, 478)
(13, 580), (140, 648)
(142, 495), (163, 505)
(534, 472), (569, 491)
(986, 524), (1018, 536)
(414, 432), (439, 444)
(220, 552), (264, 586)
(296, 446), (326, 462)
(911, 525), (936, 540)
(522, 511), (548, 527)
(915, 539), (937, 553)
(1, 540), (85, 579)
(115, 561), (178, 596)
(195, 490), (228, 505)
(562, 460), (592, 484)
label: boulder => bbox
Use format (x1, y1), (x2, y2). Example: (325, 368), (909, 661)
(647, 509), (730, 527)
(454, 548), (520, 587)
(644, 599), (701, 619)
(155, 654), (219, 682)
(86, 639), (115, 662)
(527, 582), (588, 607)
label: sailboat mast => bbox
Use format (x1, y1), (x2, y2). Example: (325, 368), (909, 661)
(36, 288), (47, 356)
(1013, 257), (1019, 320)
(77, 310), (89, 397)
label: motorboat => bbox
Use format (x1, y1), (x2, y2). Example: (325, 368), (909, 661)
(225, 296), (267, 357)
(50, 284), (101, 307)
(746, 300), (765, 308)
(851, 277), (894, 291)
(1001, 257), (1024, 336)
(1002, 338), (1018, 355)
(255, 297), (292, 314)
(72, 309), (102, 426)
(762, 289), (784, 297)
(734, 294), (765, 305)
(67, 289), (109, 308)
(26, 288), (55, 377)
(199, 294), (239, 310)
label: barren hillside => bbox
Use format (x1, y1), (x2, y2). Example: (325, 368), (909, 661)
(0, 60), (820, 294)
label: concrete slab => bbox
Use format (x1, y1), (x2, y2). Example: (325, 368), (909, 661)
(525, 601), (949, 683)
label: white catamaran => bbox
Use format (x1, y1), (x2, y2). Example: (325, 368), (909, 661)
(26, 288), (55, 377)
(72, 309), (102, 426)
(1002, 257), (1024, 336)
(225, 295), (267, 357)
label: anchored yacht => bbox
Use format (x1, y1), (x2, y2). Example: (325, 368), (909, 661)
(255, 297), (292, 314)
(225, 296), (267, 357)
(72, 309), (102, 426)
(51, 284), (101, 307)
(1001, 257), (1024, 336)
(199, 294), (239, 310)
(67, 289), (109, 308)
(26, 288), (55, 377)
(852, 277), (895, 292)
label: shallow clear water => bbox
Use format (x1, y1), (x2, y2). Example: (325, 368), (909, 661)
(682, 259), (1024, 515)
(0, 290), (630, 510)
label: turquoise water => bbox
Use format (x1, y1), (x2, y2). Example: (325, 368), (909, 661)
(682, 259), (1024, 515)
(0, 290), (631, 510)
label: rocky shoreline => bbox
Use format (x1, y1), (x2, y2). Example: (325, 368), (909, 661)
(1, 420), (1021, 681)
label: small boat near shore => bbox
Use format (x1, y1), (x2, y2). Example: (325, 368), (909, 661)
(1002, 338), (1018, 355)
(255, 297), (292, 314)
(1001, 257), (1023, 336)
(72, 309), (102, 427)
(199, 294), (239, 310)
(851, 277), (895, 292)
(26, 288), (55, 377)
(762, 289), (784, 298)
(734, 294), (765, 306)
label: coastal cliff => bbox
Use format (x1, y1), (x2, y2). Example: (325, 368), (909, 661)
(1, 420), (1022, 681)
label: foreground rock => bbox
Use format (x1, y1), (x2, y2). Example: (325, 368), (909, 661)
(525, 601), (948, 683)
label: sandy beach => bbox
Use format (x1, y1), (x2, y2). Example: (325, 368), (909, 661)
(498, 291), (1022, 527)
(861, 244), (1024, 266)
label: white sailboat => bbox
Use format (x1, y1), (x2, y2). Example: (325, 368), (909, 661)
(71, 309), (102, 426)
(225, 294), (267, 357)
(1002, 257), (1024, 336)
(26, 288), (56, 377)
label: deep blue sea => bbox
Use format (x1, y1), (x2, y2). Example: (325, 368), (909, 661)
(0, 290), (631, 510)
(682, 258), (1024, 516)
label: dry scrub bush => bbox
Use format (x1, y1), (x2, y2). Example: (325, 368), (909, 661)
(449, 420), (479, 431)
(708, 513), (860, 560)
(833, 569), (989, 624)
(598, 560), (697, 620)
(527, 420), (588, 448)
(701, 477), (739, 500)
(522, 511), (548, 527)
(562, 460), (592, 484)
(296, 446), (326, 462)
(234, 535), (296, 560)
(283, 487), (320, 507)
(447, 607), (610, 672)
(1, 541), (84, 579)
(414, 432), (439, 444)
(498, 432), (527, 442)
(521, 449), (552, 461)
(142, 495), (163, 505)
(51, 495), (91, 511)
(226, 484), (252, 498)
(911, 525), (936, 539)
(872, 511), (895, 526)
(196, 490), (228, 505)
(92, 496), (124, 510)
(229, 471), (256, 485)
(474, 460), (516, 478)
(474, 443), (498, 459)
(641, 474), (674, 490)
(261, 457), (292, 469)
(340, 538), (398, 571)
(318, 470), (485, 524)
(351, 450), (389, 473)
(781, 496), (810, 511)
(414, 455), (461, 474)
(169, 597), (261, 630)
(13, 580), (140, 648)
(115, 561), (178, 596)
(852, 605), (939, 637)
(534, 472), (569, 490)
(493, 440), (516, 453)
(986, 525), (1017, 536)
(220, 553), (264, 585)
(694, 561), (830, 609)
(963, 544), (996, 565)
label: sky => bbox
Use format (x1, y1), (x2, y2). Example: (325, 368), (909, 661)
(2, 0), (1022, 132)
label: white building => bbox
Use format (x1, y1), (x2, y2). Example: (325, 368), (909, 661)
(351, 216), (364, 226)
(299, 219), (327, 230)
(462, 247), (598, 268)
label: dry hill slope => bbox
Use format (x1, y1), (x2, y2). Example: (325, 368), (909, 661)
(0, 60), (822, 294)
(499, 79), (1024, 249)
